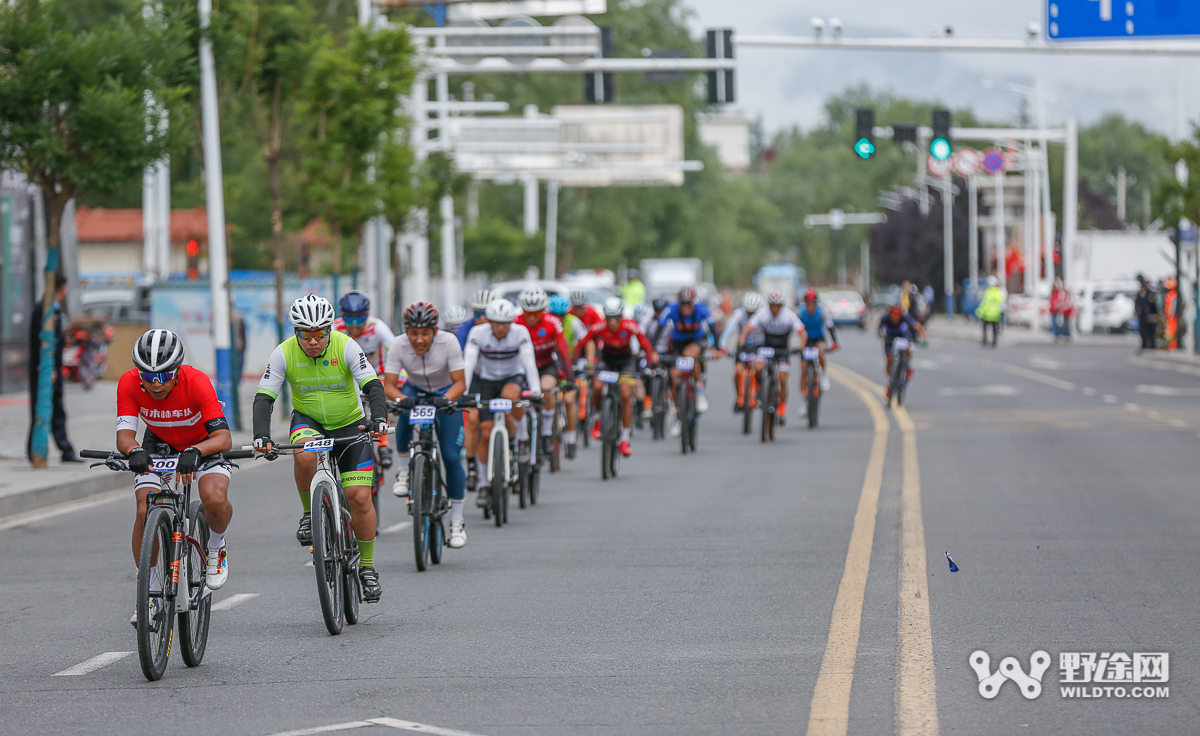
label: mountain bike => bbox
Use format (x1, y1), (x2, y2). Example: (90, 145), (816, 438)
(595, 369), (623, 480)
(674, 355), (699, 454)
(254, 431), (386, 635)
(474, 395), (536, 527)
(549, 381), (568, 473)
(756, 346), (784, 442)
(517, 392), (541, 510)
(392, 396), (470, 572)
(576, 376), (592, 448)
(647, 365), (670, 440)
(888, 336), (912, 408)
(80, 447), (254, 681)
(800, 345), (822, 428)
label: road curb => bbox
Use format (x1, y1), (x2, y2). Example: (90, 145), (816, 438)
(0, 471), (130, 519)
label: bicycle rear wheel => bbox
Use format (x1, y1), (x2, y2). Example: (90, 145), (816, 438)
(676, 382), (689, 455)
(311, 483), (344, 635)
(178, 501), (210, 668)
(343, 489), (360, 625)
(137, 506), (176, 681)
(807, 364), (820, 429)
(411, 454), (430, 572)
(491, 432), (505, 527)
(761, 371), (775, 443)
(518, 452), (529, 509)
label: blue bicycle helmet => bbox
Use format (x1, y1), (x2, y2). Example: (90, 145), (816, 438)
(339, 290), (370, 317)
(548, 293), (570, 315)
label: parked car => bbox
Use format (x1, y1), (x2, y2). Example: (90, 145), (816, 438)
(1091, 286), (1139, 333)
(821, 290), (868, 329)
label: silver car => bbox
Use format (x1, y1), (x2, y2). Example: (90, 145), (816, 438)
(822, 290), (868, 329)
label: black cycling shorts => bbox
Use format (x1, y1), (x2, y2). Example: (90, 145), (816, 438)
(597, 352), (635, 375)
(289, 410), (375, 487)
(469, 375), (527, 422)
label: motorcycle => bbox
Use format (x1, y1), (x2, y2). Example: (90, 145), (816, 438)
(62, 321), (114, 390)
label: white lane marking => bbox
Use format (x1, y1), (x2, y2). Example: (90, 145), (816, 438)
(0, 489), (125, 532)
(1103, 395), (1118, 404)
(939, 384), (1018, 397)
(211, 593), (259, 611)
(263, 718), (492, 736)
(383, 521), (412, 534)
(303, 560), (313, 567)
(1136, 384), (1200, 397)
(52, 651), (133, 676)
(1125, 403), (1140, 412)
(976, 358), (1076, 391)
(912, 359), (940, 370)
(368, 718), (493, 736)
(1082, 387), (1096, 396)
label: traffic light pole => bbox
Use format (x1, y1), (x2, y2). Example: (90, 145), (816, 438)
(943, 175), (954, 317)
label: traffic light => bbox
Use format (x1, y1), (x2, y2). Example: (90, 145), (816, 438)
(706, 29), (734, 104)
(854, 108), (875, 159)
(584, 27), (613, 103)
(930, 109), (952, 160)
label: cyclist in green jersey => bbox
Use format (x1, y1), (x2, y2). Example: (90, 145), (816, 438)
(549, 294), (583, 457)
(253, 295), (390, 601)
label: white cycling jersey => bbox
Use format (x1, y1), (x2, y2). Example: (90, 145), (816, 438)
(641, 313), (673, 354)
(747, 307), (804, 349)
(720, 307), (764, 351)
(332, 316), (395, 374)
(463, 322), (540, 387)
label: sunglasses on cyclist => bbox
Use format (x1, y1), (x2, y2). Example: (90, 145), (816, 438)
(140, 369), (177, 384)
(342, 315), (368, 326)
(296, 328), (330, 341)
(474, 310), (486, 319)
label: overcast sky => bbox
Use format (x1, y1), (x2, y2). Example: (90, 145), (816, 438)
(682, 0), (1198, 138)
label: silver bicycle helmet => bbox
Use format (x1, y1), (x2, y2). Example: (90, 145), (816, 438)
(518, 284), (549, 312)
(469, 288), (496, 311)
(741, 291), (765, 313)
(132, 329), (185, 373)
(289, 294), (336, 330)
(485, 299), (520, 323)
(569, 289), (589, 307)
(602, 296), (625, 317)
(443, 304), (469, 327)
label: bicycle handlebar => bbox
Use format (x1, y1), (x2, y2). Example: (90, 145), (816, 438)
(80, 449), (256, 461)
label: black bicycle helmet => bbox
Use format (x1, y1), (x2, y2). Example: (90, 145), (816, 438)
(403, 301), (439, 329)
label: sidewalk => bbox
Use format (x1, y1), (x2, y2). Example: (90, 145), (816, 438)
(924, 317), (1139, 348)
(0, 379), (274, 518)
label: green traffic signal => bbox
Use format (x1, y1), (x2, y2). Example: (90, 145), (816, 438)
(855, 137), (875, 159)
(930, 137), (951, 161)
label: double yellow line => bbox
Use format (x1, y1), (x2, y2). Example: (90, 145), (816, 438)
(805, 365), (939, 736)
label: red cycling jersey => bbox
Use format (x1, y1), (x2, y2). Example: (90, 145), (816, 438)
(515, 312), (571, 370)
(572, 304), (604, 329)
(116, 365), (229, 451)
(575, 318), (656, 359)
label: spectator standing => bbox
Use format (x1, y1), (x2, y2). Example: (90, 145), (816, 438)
(27, 272), (79, 463)
(976, 275), (1005, 348)
(1049, 280), (1072, 342)
(1134, 274), (1159, 354)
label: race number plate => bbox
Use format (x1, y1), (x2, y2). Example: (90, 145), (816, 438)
(150, 457), (178, 473)
(757, 347), (775, 359)
(598, 370), (619, 384)
(802, 347), (820, 361)
(409, 405), (437, 425)
(675, 356), (694, 371)
(893, 337), (910, 351)
(738, 352), (756, 363)
(489, 398), (513, 412)
(303, 438), (335, 452)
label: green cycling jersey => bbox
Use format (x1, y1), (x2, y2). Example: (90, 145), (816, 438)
(256, 330), (380, 430)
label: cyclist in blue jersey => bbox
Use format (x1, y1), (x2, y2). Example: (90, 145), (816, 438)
(657, 286), (717, 423)
(796, 289), (840, 400)
(878, 304), (926, 399)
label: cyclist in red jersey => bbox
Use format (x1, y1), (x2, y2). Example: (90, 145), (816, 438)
(515, 285), (575, 452)
(570, 289), (604, 329)
(574, 297), (658, 456)
(116, 330), (234, 612)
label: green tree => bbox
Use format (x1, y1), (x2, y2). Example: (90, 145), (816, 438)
(0, 0), (189, 467)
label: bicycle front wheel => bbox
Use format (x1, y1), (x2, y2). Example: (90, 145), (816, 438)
(742, 371), (753, 435)
(136, 506), (176, 681)
(491, 432), (506, 527)
(676, 382), (690, 455)
(311, 483), (344, 635)
(178, 501), (210, 668)
(411, 454), (430, 571)
(761, 373), (775, 443)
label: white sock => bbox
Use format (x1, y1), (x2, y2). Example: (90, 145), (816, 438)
(450, 499), (464, 521)
(478, 461), (488, 483)
(567, 429), (577, 444)
(148, 567), (160, 592)
(208, 529), (225, 549)
(620, 427), (631, 442)
(540, 409), (554, 435)
(396, 455), (411, 471)
(515, 416), (529, 441)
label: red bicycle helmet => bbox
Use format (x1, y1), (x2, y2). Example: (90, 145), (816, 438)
(804, 288), (818, 303)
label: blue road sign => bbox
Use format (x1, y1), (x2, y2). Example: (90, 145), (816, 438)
(1048, 0), (1200, 40)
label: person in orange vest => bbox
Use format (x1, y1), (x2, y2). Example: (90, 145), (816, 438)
(1162, 277), (1180, 350)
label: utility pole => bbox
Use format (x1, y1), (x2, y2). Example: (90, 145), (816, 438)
(199, 0), (232, 411)
(942, 174), (954, 316)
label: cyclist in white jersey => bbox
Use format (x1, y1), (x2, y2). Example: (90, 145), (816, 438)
(333, 291), (396, 375)
(720, 291), (765, 411)
(739, 290), (805, 425)
(462, 299), (541, 507)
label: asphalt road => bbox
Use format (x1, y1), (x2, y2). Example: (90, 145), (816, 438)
(2, 326), (1199, 736)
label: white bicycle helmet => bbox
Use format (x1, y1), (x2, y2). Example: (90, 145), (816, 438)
(485, 299), (520, 323)
(132, 329), (185, 373)
(469, 289), (496, 311)
(289, 294), (335, 330)
(569, 289), (589, 307)
(741, 291), (765, 313)
(602, 296), (625, 317)
(518, 284), (549, 312)
(443, 304), (469, 327)
(765, 290), (786, 306)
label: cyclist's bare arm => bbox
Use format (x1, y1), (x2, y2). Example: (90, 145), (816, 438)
(383, 373), (405, 402)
